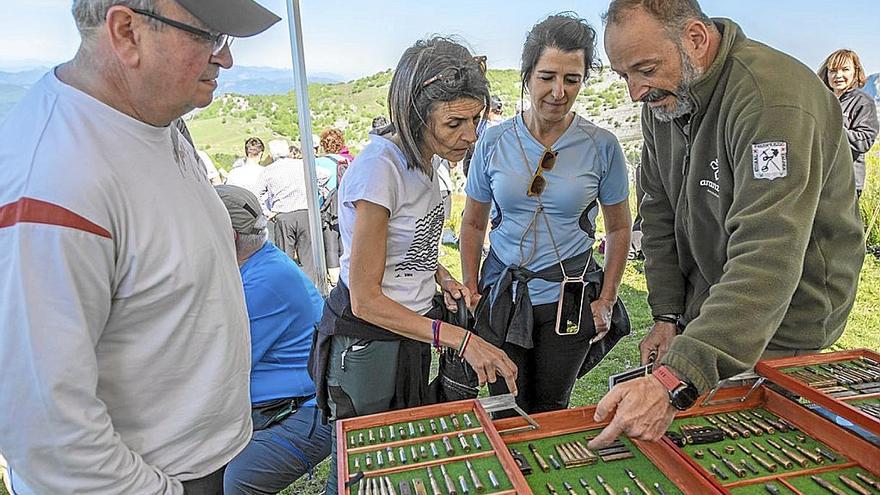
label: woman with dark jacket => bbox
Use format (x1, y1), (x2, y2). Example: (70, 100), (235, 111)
(818, 49), (879, 197)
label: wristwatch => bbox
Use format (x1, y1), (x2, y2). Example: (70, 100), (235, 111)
(653, 365), (699, 411)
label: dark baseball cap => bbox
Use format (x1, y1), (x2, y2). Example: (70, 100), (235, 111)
(215, 185), (265, 234)
(176, 0), (281, 37)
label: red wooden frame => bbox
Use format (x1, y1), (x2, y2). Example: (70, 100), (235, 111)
(755, 348), (880, 436)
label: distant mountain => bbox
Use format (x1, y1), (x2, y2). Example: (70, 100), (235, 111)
(864, 73), (879, 101)
(217, 66), (345, 95)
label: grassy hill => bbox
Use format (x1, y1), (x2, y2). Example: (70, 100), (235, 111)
(187, 68), (644, 169)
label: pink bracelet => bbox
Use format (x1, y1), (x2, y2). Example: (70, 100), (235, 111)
(431, 319), (442, 353)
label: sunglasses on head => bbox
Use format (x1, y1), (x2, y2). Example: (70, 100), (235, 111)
(421, 55), (488, 88)
(527, 148), (558, 197)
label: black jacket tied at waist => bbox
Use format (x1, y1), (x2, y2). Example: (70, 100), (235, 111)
(475, 248), (631, 377)
(308, 281), (440, 421)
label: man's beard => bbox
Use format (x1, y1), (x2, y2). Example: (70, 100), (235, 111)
(644, 46), (701, 122)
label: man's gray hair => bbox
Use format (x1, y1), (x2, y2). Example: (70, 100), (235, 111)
(72, 0), (157, 38)
(603, 0), (712, 38)
(235, 214), (269, 255)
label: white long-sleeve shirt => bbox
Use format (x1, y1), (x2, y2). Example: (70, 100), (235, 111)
(0, 71), (252, 494)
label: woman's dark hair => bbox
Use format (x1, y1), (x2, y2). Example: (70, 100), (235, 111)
(521, 12), (602, 92)
(388, 36), (490, 173)
(244, 136), (265, 157)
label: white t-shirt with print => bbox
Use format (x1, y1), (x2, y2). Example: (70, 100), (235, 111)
(338, 135), (443, 315)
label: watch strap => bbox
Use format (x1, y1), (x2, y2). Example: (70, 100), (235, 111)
(653, 365), (684, 392)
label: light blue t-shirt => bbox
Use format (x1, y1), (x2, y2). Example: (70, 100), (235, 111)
(240, 241), (324, 405)
(466, 114), (629, 305)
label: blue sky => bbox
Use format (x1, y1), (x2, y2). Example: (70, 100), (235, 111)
(2, 0), (878, 79)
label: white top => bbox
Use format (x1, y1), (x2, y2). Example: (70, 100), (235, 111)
(226, 161), (265, 197)
(0, 71), (252, 494)
(338, 135), (443, 314)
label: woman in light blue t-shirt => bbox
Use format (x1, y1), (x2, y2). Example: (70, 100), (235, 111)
(460, 13), (632, 416)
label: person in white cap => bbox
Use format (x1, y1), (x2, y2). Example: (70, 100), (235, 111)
(0, 1), (280, 493)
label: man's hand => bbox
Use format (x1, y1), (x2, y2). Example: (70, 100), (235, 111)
(587, 374), (676, 449)
(639, 321), (678, 365)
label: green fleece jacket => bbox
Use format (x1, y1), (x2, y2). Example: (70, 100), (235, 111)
(641, 19), (865, 393)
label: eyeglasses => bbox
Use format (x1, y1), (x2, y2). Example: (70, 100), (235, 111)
(527, 148), (558, 197)
(130, 8), (233, 56)
(422, 55), (488, 88)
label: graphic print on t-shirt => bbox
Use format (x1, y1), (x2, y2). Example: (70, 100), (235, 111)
(395, 202), (444, 273)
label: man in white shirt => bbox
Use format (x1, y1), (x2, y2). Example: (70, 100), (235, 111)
(0, 1), (279, 494)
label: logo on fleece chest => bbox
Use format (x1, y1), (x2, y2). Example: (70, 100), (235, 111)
(698, 157), (721, 198)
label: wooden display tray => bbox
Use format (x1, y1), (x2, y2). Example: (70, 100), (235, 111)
(668, 384), (880, 494)
(336, 399), (529, 495)
(755, 348), (880, 436)
(492, 404), (724, 494)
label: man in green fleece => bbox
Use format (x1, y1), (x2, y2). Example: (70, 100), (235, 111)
(589, 0), (865, 449)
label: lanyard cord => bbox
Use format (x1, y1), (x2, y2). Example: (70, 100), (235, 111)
(512, 121), (588, 280)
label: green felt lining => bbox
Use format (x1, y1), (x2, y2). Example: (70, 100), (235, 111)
(669, 408), (849, 486)
(347, 413), (482, 445)
(786, 466), (879, 494)
(349, 432), (493, 473)
(508, 430), (683, 495)
(351, 455), (514, 495)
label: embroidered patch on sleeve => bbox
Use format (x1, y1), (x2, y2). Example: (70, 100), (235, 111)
(752, 141), (787, 180)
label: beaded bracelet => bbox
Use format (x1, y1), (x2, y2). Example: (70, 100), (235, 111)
(431, 319), (443, 353)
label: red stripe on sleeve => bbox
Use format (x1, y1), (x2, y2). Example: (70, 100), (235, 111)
(0, 197), (112, 239)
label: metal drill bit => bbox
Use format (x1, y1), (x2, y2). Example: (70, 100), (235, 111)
(364, 477), (372, 495)
(740, 459), (759, 475)
(546, 482), (559, 495)
(439, 417), (449, 432)
(379, 428), (386, 442)
(429, 441), (439, 458)
(412, 479), (428, 495)
(399, 426), (407, 439)
(450, 413), (461, 429)
(751, 452), (777, 472)
(463, 460), (484, 492)
(418, 422), (426, 436)
(563, 482), (578, 495)
(354, 457), (361, 471)
(374, 477), (382, 495)
(429, 418), (438, 434)
(653, 482), (667, 495)
(708, 448), (723, 460)
(378, 476), (389, 495)
(855, 473), (880, 491)
(811, 475), (848, 495)
(388, 425), (395, 440)
(596, 475), (616, 495)
(816, 447), (837, 462)
(442, 435), (455, 456)
(426, 467), (442, 495)
(625, 468), (652, 495)
(457, 432), (471, 452)
(365, 454), (373, 469)
(359, 432), (366, 446)
(385, 477), (398, 495)
(350, 435), (357, 448)
(753, 442), (791, 469)
(471, 434), (482, 450)
(408, 422), (416, 438)
(529, 443), (551, 472)
(795, 445), (823, 464)
(410, 445), (419, 462)
(419, 444), (428, 459)
(487, 470), (500, 489)
(839, 475), (871, 495)
(764, 484), (780, 495)
(722, 457), (746, 477)
(440, 465), (457, 495)
(463, 413), (474, 428)
(386, 447), (396, 466)
(548, 454), (561, 470)
(710, 463), (729, 480)
(398, 446), (407, 464)
(368, 429), (376, 443)
(579, 478), (599, 495)
(376, 450), (385, 468)
(458, 475), (469, 494)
